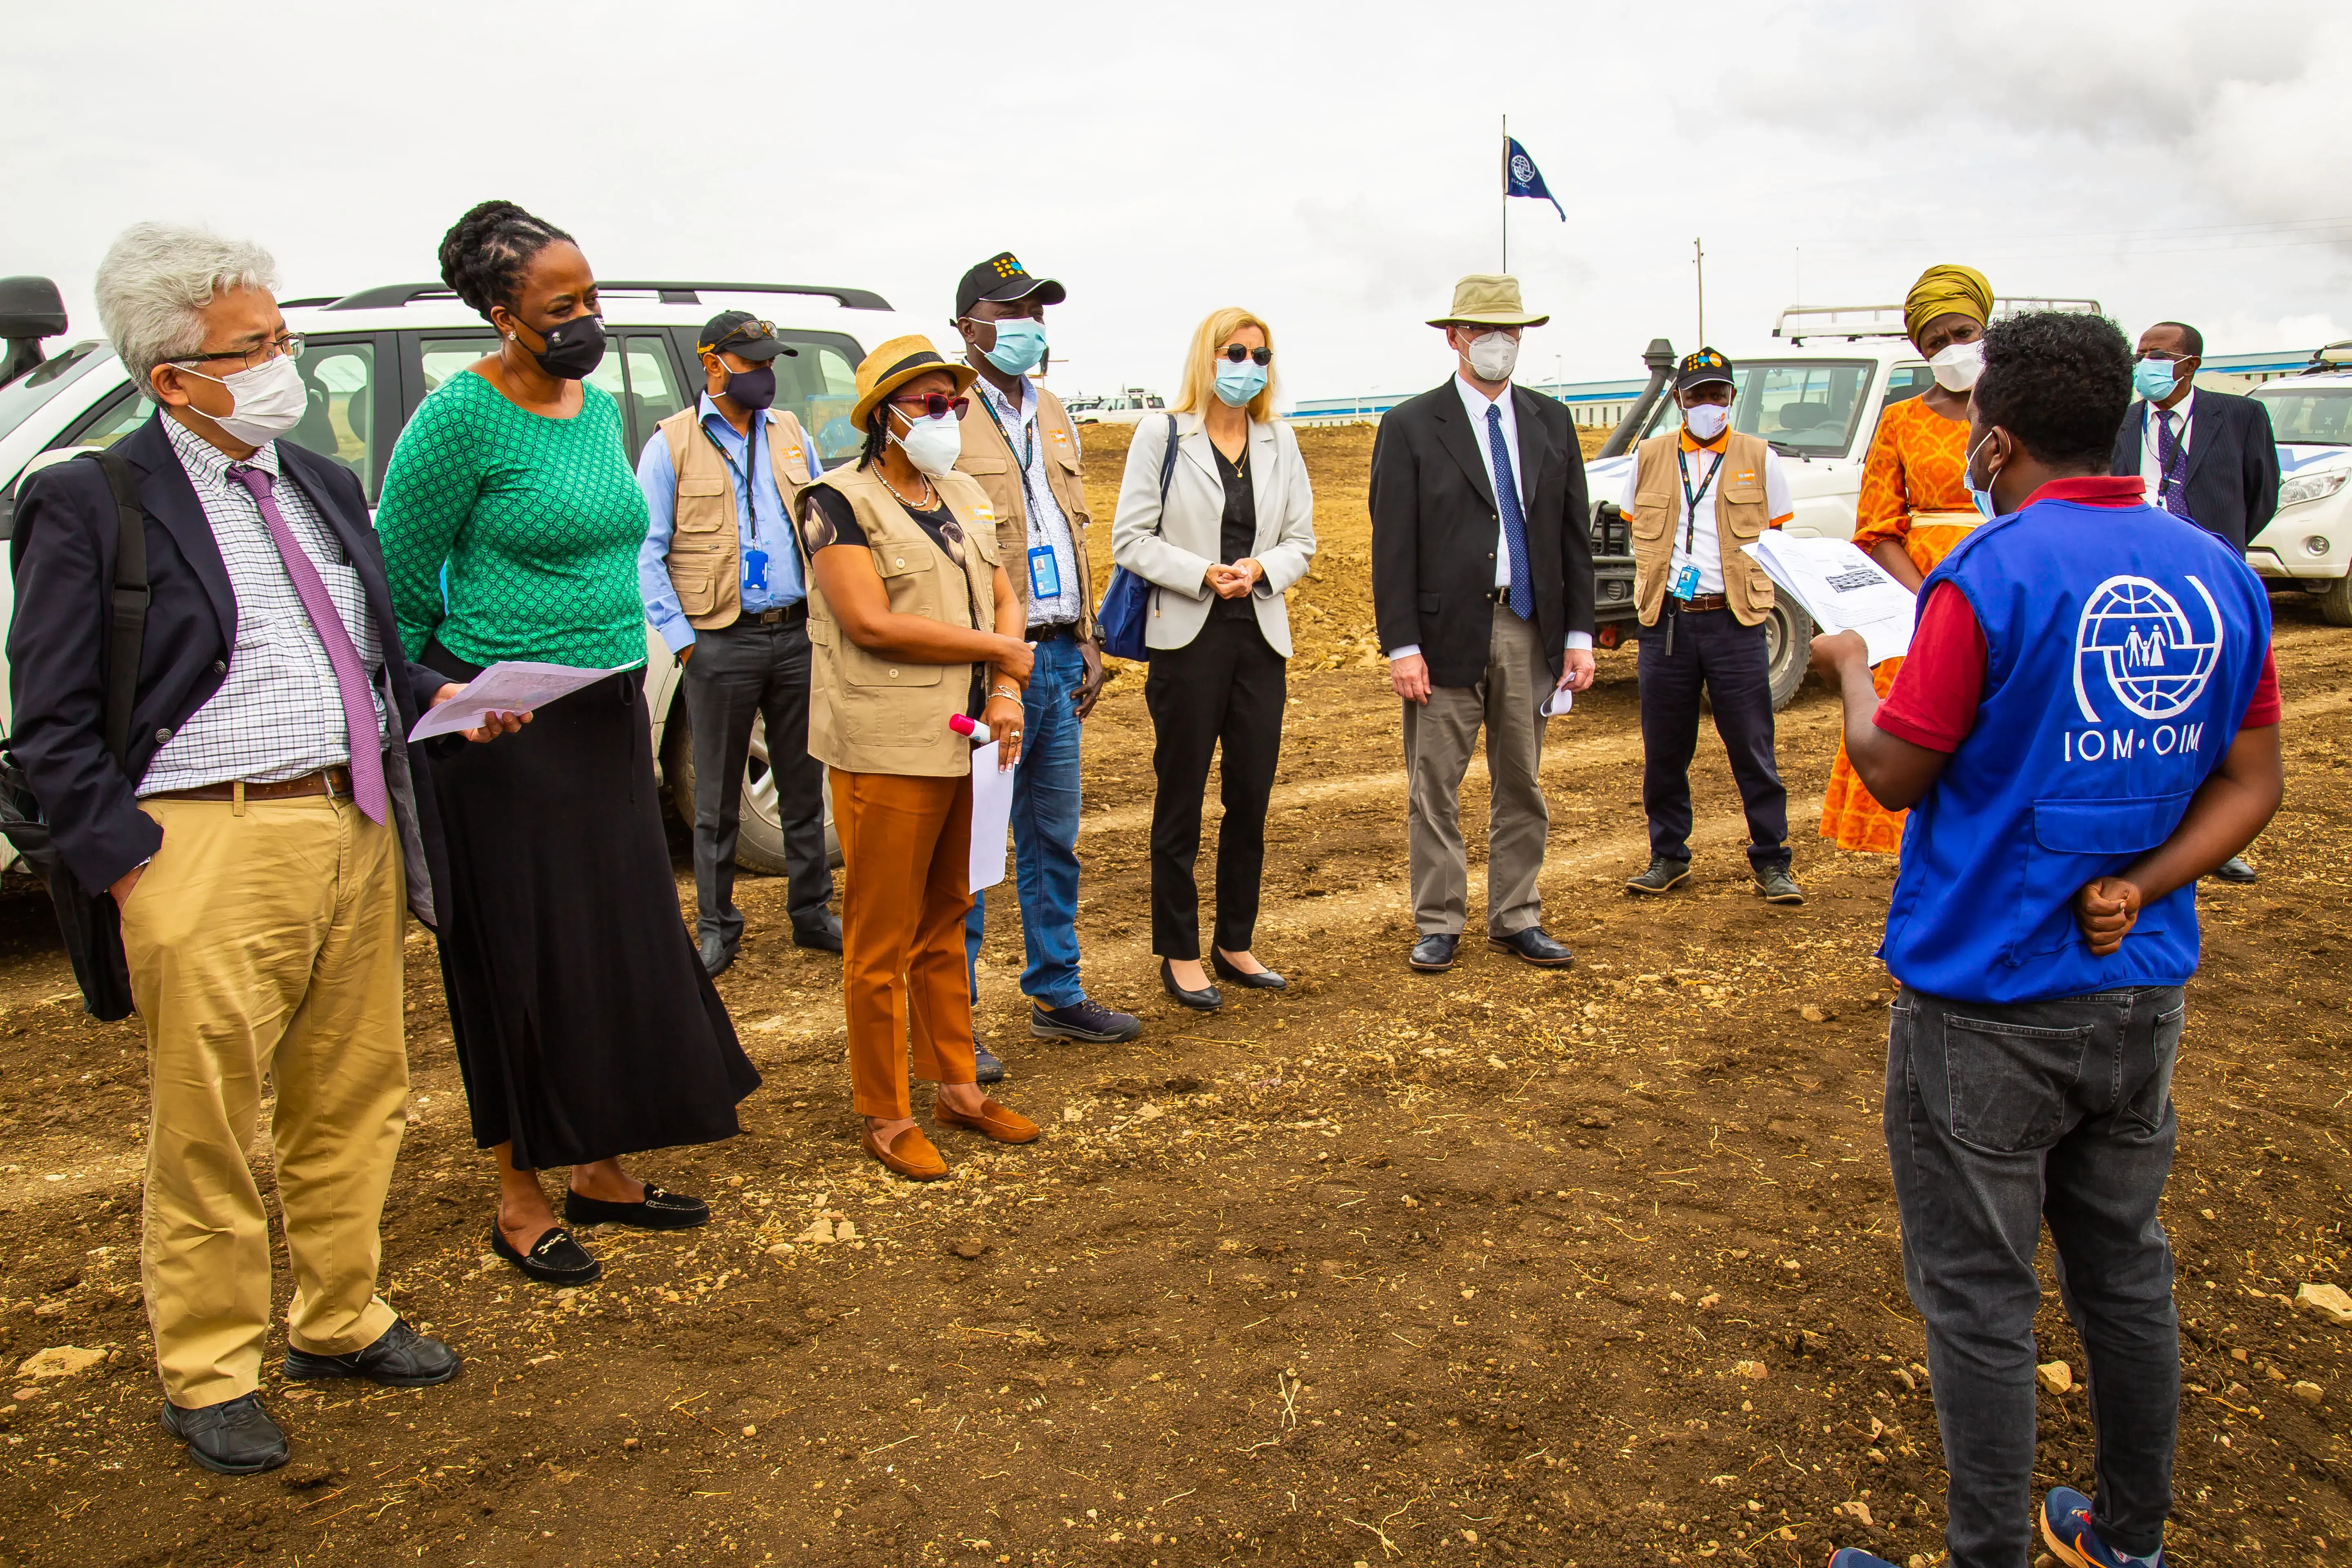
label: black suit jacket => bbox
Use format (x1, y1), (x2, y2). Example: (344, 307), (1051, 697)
(2107, 388), (2280, 555)
(9, 412), (450, 915)
(1370, 380), (1594, 688)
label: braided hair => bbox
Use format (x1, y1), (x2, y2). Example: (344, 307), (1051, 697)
(437, 200), (576, 322)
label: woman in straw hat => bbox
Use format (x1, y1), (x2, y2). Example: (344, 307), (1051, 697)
(796, 337), (1042, 1180)
(1819, 263), (1992, 855)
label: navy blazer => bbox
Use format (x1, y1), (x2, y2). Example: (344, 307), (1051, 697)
(1369, 381), (1595, 688)
(2107, 388), (2280, 555)
(8, 411), (451, 917)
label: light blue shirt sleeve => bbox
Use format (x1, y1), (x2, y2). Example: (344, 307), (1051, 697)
(635, 429), (696, 655)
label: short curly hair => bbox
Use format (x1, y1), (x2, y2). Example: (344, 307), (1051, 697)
(436, 200), (576, 322)
(1974, 310), (2133, 468)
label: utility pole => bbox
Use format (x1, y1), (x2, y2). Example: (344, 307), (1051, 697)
(1693, 237), (1706, 347)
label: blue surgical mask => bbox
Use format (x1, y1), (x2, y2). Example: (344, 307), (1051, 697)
(981, 318), (1047, 376)
(1214, 360), (1267, 408)
(2133, 355), (2182, 402)
(1965, 430), (2003, 519)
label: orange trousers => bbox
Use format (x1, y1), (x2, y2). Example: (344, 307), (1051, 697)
(831, 768), (979, 1119)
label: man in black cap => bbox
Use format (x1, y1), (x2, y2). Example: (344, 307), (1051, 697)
(948, 252), (1140, 1068)
(1615, 349), (1802, 904)
(636, 310), (838, 976)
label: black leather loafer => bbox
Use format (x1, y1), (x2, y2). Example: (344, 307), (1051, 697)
(698, 934), (737, 978)
(1408, 933), (1460, 973)
(1211, 951), (1287, 990)
(2211, 855), (2258, 884)
(490, 1223), (601, 1286)
(1160, 958), (1222, 1011)
(160, 1392), (288, 1476)
(563, 1184), (709, 1231)
(793, 915), (845, 953)
(1490, 926), (1575, 968)
(285, 1317), (460, 1388)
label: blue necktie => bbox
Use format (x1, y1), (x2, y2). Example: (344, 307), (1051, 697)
(1486, 403), (1534, 620)
(2153, 409), (2189, 519)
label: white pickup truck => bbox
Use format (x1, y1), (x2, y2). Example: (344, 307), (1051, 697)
(2243, 344), (2352, 624)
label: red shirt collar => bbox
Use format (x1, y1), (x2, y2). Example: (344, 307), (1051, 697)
(2018, 475), (2147, 510)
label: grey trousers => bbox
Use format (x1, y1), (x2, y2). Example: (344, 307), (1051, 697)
(682, 617), (833, 953)
(1401, 605), (1550, 938)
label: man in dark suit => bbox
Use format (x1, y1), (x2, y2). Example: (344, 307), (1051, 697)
(2109, 318), (2281, 883)
(8, 224), (515, 1475)
(1370, 274), (1596, 973)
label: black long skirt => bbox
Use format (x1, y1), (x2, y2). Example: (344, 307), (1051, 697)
(423, 659), (758, 1169)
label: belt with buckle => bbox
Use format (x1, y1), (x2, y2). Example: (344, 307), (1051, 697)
(741, 603), (807, 628)
(1672, 593), (1731, 613)
(151, 766), (353, 805)
(1027, 621), (1078, 642)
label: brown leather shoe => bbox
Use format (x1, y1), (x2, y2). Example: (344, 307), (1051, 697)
(862, 1124), (949, 1180)
(933, 1096), (1042, 1145)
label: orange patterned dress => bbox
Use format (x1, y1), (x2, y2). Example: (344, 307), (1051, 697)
(1818, 396), (1978, 853)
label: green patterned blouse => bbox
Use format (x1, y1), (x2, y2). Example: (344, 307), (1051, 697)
(375, 371), (651, 670)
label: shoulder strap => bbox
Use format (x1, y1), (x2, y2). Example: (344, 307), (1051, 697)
(1155, 414), (1179, 535)
(87, 450), (150, 771)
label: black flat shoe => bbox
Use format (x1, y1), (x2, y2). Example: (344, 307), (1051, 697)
(793, 914), (844, 953)
(160, 1392), (288, 1476)
(1160, 958), (1221, 1011)
(489, 1222), (601, 1285)
(563, 1184), (709, 1231)
(285, 1317), (460, 1388)
(1211, 950), (1287, 990)
(1408, 933), (1459, 972)
(1490, 926), (1575, 968)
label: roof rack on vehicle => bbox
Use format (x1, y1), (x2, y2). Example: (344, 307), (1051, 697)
(320, 280), (893, 313)
(2299, 340), (2352, 374)
(1774, 297), (2102, 344)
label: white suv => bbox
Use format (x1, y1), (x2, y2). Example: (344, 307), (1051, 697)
(2246, 348), (2352, 625)
(0, 278), (922, 872)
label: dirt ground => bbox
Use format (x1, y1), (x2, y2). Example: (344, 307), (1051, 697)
(2, 423), (2350, 1568)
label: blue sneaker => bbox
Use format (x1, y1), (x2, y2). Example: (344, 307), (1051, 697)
(2042, 1486), (2161, 1568)
(973, 1043), (1006, 1084)
(1826, 1550), (1900, 1568)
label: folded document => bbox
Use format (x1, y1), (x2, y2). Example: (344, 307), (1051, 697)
(1740, 534), (1916, 664)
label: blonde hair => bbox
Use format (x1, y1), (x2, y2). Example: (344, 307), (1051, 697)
(1170, 307), (1276, 423)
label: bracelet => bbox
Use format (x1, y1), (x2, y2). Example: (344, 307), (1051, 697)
(991, 685), (1021, 701)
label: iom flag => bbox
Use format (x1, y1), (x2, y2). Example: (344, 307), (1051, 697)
(1505, 137), (1566, 221)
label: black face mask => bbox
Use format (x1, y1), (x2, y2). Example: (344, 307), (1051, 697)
(516, 312), (607, 380)
(723, 364), (777, 410)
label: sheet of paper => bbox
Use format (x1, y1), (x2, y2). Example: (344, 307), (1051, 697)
(1540, 686), (1574, 718)
(407, 660), (630, 742)
(1742, 534), (1918, 664)
(967, 740), (1015, 894)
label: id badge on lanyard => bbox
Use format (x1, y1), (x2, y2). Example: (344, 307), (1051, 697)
(742, 546), (771, 593)
(1670, 560), (1702, 601)
(1673, 447), (1725, 602)
(1027, 543), (1062, 601)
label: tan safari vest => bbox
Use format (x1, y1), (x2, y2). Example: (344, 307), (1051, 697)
(655, 404), (817, 630)
(954, 379), (1096, 636)
(1628, 429), (1777, 628)
(802, 463), (1001, 777)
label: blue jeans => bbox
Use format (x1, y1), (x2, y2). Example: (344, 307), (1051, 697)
(1885, 983), (2184, 1568)
(965, 635), (1087, 1010)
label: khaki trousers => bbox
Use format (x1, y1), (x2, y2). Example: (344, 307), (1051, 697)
(122, 796), (407, 1408)
(1401, 604), (1552, 938)
(831, 769), (979, 1120)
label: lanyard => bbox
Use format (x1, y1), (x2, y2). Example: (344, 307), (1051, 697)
(2147, 408), (2191, 499)
(973, 383), (1049, 548)
(1677, 445), (1726, 556)
(698, 412), (764, 546)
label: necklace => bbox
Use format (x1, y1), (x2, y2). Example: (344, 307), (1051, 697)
(879, 467), (937, 512)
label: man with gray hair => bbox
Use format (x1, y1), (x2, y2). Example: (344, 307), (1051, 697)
(9, 223), (511, 1474)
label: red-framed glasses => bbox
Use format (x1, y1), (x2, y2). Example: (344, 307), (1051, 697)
(890, 393), (971, 419)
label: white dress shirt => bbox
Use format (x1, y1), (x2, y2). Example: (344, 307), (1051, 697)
(2139, 389), (2196, 509)
(974, 374), (1083, 626)
(1616, 431), (1795, 596)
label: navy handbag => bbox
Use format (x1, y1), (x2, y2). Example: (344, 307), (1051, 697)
(1096, 413), (1180, 661)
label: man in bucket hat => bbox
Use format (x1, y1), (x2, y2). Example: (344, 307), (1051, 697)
(1369, 274), (1596, 973)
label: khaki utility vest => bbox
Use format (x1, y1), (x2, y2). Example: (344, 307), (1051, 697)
(655, 404), (817, 629)
(1628, 430), (1778, 628)
(802, 464), (1001, 777)
(953, 380), (1096, 635)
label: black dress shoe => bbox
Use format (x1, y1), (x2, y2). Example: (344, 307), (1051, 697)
(1408, 933), (1460, 973)
(564, 1183), (710, 1231)
(1160, 958), (1222, 1011)
(1490, 926), (1575, 968)
(489, 1223), (601, 1286)
(160, 1392), (288, 1476)
(698, 933), (736, 978)
(2212, 855), (2258, 884)
(285, 1317), (460, 1388)
(793, 914), (844, 953)
(1211, 951), (1287, 990)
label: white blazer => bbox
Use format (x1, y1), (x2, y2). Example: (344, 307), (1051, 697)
(1109, 412), (1317, 655)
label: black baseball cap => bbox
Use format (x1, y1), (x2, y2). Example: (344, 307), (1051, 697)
(1675, 347), (1735, 391)
(955, 252), (1066, 319)
(697, 310), (793, 361)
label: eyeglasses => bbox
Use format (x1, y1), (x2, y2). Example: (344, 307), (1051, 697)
(889, 393), (970, 419)
(166, 334), (303, 372)
(1217, 345), (1273, 366)
(703, 320), (774, 354)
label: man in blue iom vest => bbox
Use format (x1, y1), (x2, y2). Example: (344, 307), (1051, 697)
(1809, 312), (2283, 1568)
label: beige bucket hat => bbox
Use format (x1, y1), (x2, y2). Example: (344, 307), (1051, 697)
(1428, 273), (1549, 329)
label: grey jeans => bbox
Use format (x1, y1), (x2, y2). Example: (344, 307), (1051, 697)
(681, 617), (832, 951)
(1401, 604), (1551, 938)
(1886, 983), (2185, 1568)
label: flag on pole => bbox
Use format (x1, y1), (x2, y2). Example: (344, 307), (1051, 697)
(1504, 136), (1565, 222)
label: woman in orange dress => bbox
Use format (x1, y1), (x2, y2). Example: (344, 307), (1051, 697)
(1818, 263), (1992, 853)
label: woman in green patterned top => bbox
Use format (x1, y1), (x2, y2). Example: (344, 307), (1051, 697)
(375, 200), (756, 1291)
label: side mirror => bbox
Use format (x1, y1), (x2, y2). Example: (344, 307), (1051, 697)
(0, 277), (69, 388)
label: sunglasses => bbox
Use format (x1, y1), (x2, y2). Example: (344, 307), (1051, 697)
(1217, 345), (1273, 366)
(890, 393), (970, 419)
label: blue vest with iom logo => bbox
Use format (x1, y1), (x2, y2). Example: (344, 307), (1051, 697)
(1882, 493), (2271, 1004)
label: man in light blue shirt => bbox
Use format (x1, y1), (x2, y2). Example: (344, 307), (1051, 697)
(637, 310), (837, 975)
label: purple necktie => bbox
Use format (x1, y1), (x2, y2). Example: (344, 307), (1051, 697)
(2153, 409), (2190, 519)
(229, 465), (388, 824)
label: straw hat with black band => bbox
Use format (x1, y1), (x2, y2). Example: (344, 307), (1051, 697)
(851, 335), (980, 436)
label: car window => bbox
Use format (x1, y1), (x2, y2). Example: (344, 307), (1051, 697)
(59, 386), (151, 452)
(2253, 386), (2352, 446)
(1737, 361), (1875, 457)
(419, 335), (495, 395)
(774, 334), (862, 468)
(285, 338), (379, 499)
(1882, 365), (1936, 408)
(617, 336), (687, 454)
(0, 341), (109, 447)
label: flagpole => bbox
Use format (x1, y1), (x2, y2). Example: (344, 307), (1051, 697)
(1500, 114), (1508, 273)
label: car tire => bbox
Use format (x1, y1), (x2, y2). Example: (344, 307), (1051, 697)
(2319, 572), (2352, 628)
(1764, 599), (1815, 711)
(662, 706), (841, 874)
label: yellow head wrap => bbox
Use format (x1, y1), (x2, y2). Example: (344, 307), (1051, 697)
(1904, 264), (1992, 343)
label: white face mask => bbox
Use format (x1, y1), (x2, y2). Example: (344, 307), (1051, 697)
(1683, 401), (1732, 441)
(180, 351), (307, 445)
(1928, 339), (1984, 393)
(892, 410), (964, 477)
(1465, 330), (1519, 382)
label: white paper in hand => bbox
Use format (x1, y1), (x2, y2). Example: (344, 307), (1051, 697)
(408, 661), (630, 742)
(1741, 534), (1918, 664)
(967, 741), (1015, 893)
(1541, 686), (1575, 718)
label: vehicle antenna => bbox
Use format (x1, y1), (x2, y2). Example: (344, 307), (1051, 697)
(1694, 237), (1706, 347)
